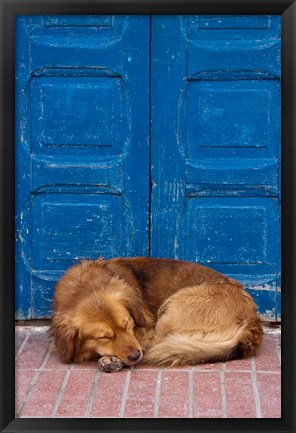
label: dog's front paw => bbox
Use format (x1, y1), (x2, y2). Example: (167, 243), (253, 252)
(97, 356), (124, 373)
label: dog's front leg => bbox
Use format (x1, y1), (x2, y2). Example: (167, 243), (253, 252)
(97, 356), (124, 373)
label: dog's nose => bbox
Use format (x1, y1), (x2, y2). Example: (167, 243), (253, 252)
(127, 350), (142, 363)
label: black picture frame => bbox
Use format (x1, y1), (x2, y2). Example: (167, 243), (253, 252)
(0, 0), (295, 432)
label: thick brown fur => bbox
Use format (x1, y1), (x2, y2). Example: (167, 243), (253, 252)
(51, 257), (263, 368)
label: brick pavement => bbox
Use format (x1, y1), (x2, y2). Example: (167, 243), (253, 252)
(15, 325), (281, 418)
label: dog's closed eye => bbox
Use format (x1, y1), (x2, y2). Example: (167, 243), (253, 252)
(98, 335), (112, 341)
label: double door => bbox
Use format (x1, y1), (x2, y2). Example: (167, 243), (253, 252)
(15, 15), (281, 319)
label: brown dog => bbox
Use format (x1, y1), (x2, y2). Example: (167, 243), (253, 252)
(51, 257), (263, 372)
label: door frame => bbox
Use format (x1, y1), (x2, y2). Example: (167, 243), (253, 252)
(1, 1), (295, 433)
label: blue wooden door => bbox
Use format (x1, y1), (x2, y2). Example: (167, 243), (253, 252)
(151, 16), (281, 319)
(16, 15), (281, 320)
(15, 16), (150, 318)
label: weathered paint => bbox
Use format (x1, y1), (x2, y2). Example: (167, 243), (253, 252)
(15, 15), (150, 318)
(246, 288), (281, 321)
(151, 16), (281, 320)
(16, 15), (281, 320)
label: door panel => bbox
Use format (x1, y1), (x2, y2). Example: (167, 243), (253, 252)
(185, 80), (280, 197)
(15, 16), (150, 318)
(187, 17), (280, 79)
(151, 16), (281, 319)
(185, 197), (279, 278)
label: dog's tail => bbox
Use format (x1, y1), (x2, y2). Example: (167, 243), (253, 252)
(142, 320), (262, 367)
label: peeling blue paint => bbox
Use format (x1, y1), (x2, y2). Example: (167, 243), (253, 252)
(151, 16), (281, 321)
(16, 15), (281, 320)
(246, 287), (281, 320)
(15, 16), (150, 319)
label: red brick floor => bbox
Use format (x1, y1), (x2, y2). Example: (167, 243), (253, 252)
(15, 325), (281, 418)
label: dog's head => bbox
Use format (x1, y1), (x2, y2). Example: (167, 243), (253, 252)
(52, 276), (151, 366)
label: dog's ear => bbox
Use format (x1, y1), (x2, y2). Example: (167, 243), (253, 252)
(52, 315), (80, 364)
(127, 298), (148, 328)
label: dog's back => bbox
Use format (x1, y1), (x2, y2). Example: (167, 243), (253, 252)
(105, 257), (239, 314)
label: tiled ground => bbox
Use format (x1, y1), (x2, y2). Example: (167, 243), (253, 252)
(15, 325), (281, 418)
